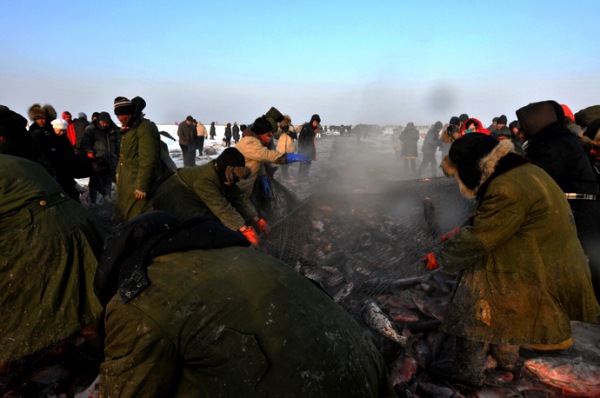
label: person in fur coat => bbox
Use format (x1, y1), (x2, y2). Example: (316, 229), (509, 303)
(422, 133), (599, 388)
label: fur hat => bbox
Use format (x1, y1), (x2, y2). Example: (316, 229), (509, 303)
(51, 118), (68, 130)
(114, 96), (135, 115)
(28, 103), (57, 121)
(252, 116), (272, 135)
(443, 133), (499, 192)
(516, 100), (563, 140)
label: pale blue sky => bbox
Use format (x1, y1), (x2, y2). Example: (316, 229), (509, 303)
(1, 0), (599, 124)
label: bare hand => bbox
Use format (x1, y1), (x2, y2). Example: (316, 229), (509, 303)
(134, 189), (146, 199)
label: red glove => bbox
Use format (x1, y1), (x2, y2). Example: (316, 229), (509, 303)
(422, 252), (439, 271)
(240, 226), (260, 246)
(255, 218), (270, 235)
(86, 152), (95, 159)
(438, 226), (460, 244)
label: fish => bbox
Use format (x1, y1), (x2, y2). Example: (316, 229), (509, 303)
(333, 281), (354, 302)
(523, 356), (600, 397)
(362, 300), (407, 347)
(410, 290), (446, 321)
(389, 307), (420, 323)
(389, 353), (418, 386)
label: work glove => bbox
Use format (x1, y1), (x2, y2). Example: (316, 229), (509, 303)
(240, 226), (260, 246)
(422, 252), (439, 271)
(438, 226), (460, 244)
(255, 218), (271, 235)
(286, 153), (311, 164)
(259, 175), (273, 198)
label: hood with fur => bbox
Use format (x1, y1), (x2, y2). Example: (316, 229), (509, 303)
(28, 103), (57, 121)
(442, 138), (516, 199)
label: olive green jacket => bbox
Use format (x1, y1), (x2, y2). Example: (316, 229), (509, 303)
(438, 143), (599, 346)
(152, 160), (257, 230)
(0, 155), (104, 363)
(100, 247), (392, 398)
(115, 119), (162, 221)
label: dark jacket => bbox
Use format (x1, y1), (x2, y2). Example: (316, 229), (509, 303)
(421, 125), (441, 155)
(177, 122), (196, 146)
(72, 116), (90, 148)
(224, 123), (232, 140)
(80, 120), (120, 171)
(298, 122), (317, 157)
(400, 123), (419, 158)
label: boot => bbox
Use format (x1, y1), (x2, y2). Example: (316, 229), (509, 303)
(429, 337), (487, 388)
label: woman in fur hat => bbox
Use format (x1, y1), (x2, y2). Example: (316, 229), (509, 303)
(422, 133), (599, 387)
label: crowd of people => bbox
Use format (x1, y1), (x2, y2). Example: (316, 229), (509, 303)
(1, 97), (599, 395)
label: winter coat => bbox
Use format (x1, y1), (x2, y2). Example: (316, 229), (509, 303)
(235, 134), (287, 197)
(0, 155), (104, 363)
(275, 126), (297, 154)
(209, 123), (216, 139)
(115, 119), (162, 221)
(400, 123), (419, 158)
(152, 160), (258, 230)
(177, 122), (196, 146)
(421, 126), (441, 155)
(224, 124), (232, 140)
(437, 141), (599, 346)
(80, 121), (120, 171)
(298, 122), (317, 158)
(72, 116), (90, 148)
(99, 237), (392, 397)
(232, 124), (240, 141)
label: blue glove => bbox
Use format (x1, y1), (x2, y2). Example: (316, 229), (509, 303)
(286, 153), (310, 163)
(259, 175), (272, 198)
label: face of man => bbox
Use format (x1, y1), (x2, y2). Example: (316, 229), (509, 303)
(312, 121), (319, 128)
(258, 132), (273, 146)
(35, 117), (46, 127)
(99, 120), (110, 130)
(116, 114), (132, 127)
(186, 120), (192, 126)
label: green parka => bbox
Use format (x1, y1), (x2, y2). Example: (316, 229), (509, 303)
(152, 160), (257, 230)
(437, 141), (599, 346)
(115, 119), (162, 221)
(100, 247), (393, 397)
(0, 155), (104, 363)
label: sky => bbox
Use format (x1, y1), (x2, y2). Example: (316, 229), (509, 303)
(1, 0), (599, 125)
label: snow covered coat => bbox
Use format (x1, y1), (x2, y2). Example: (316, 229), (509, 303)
(152, 160), (258, 230)
(234, 134), (287, 197)
(0, 155), (104, 363)
(437, 140), (599, 346)
(100, 244), (392, 397)
(115, 119), (162, 221)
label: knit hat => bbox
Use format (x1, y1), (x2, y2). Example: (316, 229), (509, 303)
(449, 116), (460, 126)
(114, 96), (135, 115)
(448, 133), (499, 190)
(78, 112), (87, 119)
(215, 148), (248, 184)
(310, 114), (321, 124)
(495, 126), (512, 138)
(496, 115), (508, 126)
(98, 112), (112, 122)
(51, 118), (69, 130)
(516, 100), (562, 140)
(186, 115), (194, 122)
(252, 116), (273, 135)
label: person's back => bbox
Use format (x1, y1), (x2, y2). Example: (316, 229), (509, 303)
(99, 214), (392, 397)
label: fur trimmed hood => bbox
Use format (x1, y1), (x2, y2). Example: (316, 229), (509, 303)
(28, 103), (57, 121)
(442, 139), (516, 199)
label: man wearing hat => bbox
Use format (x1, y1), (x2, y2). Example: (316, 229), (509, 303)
(80, 111), (121, 205)
(178, 115), (197, 167)
(113, 96), (162, 221)
(236, 108), (310, 208)
(421, 133), (599, 387)
(297, 114), (321, 180)
(417, 121), (443, 178)
(152, 148), (265, 246)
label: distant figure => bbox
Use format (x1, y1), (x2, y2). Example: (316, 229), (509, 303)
(440, 116), (461, 157)
(177, 115), (197, 167)
(224, 122), (232, 147)
(275, 114), (297, 178)
(232, 122), (240, 143)
(209, 121), (216, 139)
(73, 112), (90, 150)
(297, 114), (321, 180)
(417, 121), (442, 178)
(113, 96), (162, 222)
(80, 111), (120, 205)
(62, 111), (77, 147)
(400, 122), (419, 177)
(196, 119), (208, 156)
